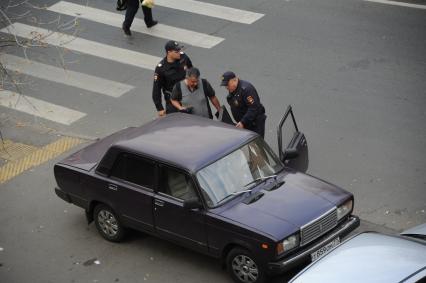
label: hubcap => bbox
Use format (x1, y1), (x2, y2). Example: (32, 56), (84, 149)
(97, 209), (119, 237)
(232, 254), (259, 283)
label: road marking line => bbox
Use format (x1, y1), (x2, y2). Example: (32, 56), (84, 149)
(43, 136), (84, 153)
(0, 90), (86, 125)
(48, 1), (224, 48)
(0, 137), (83, 184)
(0, 23), (161, 70)
(155, 0), (264, 24)
(363, 0), (426, 10)
(0, 54), (134, 98)
(0, 140), (38, 161)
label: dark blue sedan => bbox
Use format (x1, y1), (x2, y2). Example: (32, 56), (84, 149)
(54, 107), (359, 283)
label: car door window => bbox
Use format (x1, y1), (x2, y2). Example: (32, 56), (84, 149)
(111, 154), (155, 189)
(159, 167), (197, 201)
(280, 113), (298, 152)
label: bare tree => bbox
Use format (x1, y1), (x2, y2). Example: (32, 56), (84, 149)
(1, 0), (82, 88)
(0, 0), (82, 143)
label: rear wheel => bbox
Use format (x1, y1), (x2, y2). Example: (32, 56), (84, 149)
(226, 247), (265, 283)
(93, 204), (125, 242)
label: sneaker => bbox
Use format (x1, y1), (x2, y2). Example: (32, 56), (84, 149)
(122, 23), (131, 36)
(146, 20), (158, 28)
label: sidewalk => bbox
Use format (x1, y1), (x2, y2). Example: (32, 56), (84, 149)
(0, 113), (88, 184)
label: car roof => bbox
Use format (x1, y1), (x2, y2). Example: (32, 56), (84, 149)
(113, 113), (257, 172)
(289, 232), (426, 283)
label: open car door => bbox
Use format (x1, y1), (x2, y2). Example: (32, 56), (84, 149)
(277, 105), (309, 172)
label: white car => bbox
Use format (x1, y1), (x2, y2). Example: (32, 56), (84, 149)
(289, 224), (426, 283)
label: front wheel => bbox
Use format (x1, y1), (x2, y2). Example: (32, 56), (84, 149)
(93, 204), (125, 242)
(226, 247), (265, 283)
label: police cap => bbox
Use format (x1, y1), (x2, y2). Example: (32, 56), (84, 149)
(220, 71), (236, 86)
(165, 40), (183, 52)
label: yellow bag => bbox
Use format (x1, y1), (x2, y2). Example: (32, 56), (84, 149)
(141, 0), (154, 8)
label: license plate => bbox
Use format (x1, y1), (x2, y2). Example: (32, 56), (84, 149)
(310, 237), (340, 262)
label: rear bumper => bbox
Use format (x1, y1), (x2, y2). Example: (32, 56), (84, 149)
(55, 187), (72, 203)
(55, 187), (88, 209)
(267, 215), (360, 274)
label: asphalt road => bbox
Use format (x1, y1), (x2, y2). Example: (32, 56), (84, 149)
(1, 0), (425, 282)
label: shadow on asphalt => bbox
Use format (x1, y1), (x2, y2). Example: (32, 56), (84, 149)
(120, 230), (312, 283)
(78, 214), (398, 283)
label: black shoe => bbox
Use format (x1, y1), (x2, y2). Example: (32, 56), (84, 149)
(122, 23), (131, 36)
(146, 20), (158, 28)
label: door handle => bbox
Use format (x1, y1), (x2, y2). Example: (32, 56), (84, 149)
(108, 184), (118, 191)
(154, 199), (164, 207)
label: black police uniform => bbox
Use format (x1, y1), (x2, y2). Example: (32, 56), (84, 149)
(227, 80), (266, 138)
(152, 53), (193, 113)
(123, 0), (155, 29)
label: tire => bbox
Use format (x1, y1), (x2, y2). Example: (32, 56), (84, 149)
(226, 247), (265, 283)
(93, 204), (125, 242)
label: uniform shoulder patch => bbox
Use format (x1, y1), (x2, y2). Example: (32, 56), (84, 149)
(247, 96), (255, 105)
(180, 51), (185, 55)
(157, 63), (162, 67)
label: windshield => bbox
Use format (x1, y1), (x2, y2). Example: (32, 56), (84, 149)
(196, 138), (284, 207)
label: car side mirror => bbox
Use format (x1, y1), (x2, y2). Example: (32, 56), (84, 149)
(284, 148), (299, 160)
(183, 198), (202, 210)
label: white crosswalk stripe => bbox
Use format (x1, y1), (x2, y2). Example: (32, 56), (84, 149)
(0, 90), (86, 125)
(48, 1), (225, 49)
(0, 23), (161, 70)
(363, 0), (426, 9)
(155, 0), (264, 24)
(0, 54), (134, 98)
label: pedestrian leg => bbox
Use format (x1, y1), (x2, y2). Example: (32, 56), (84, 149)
(123, 0), (139, 35)
(255, 114), (266, 138)
(142, 6), (158, 28)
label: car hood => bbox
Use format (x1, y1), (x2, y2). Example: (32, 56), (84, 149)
(219, 171), (352, 240)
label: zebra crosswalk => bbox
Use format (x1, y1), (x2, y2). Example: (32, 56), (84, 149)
(155, 0), (264, 24)
(0, 54), (134, 97)
(0, 90), (86, 125)
(0, 23), (162, 70)
(47, 1), (225, 49)
(0, 0), (264, 126)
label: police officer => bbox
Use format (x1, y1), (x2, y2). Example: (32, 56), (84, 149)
(220, 71), (266, 138)
(152, 41), (193, 116)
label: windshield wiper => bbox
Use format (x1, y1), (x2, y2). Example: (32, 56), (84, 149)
(243, 175), (277, 190)
(216, 175), (278, 205)
(217, 189), (253, 204)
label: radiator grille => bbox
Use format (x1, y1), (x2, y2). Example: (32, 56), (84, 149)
(300, 208), (337, 246)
